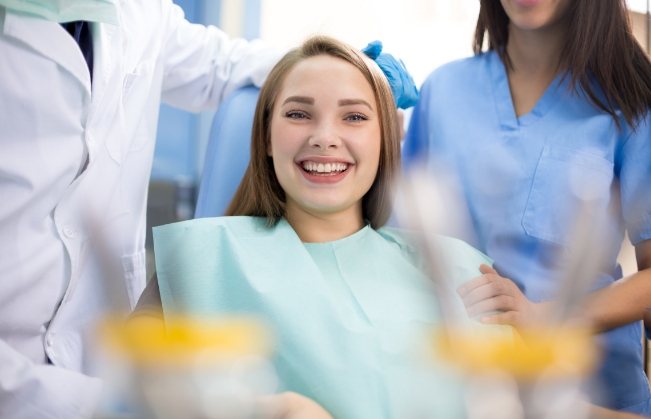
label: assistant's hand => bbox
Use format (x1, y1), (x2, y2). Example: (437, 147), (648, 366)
(362, 41), (418, 109)
(457, 264), (548, 328)
(258, 392), (333, 419)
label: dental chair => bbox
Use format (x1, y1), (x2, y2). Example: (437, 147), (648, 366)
(194, 86), (260, 218)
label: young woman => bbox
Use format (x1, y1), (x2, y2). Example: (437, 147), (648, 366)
(403, 0), (651, 414)
(136, 35), (494, 418)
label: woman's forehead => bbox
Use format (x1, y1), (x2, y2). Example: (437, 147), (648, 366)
(278, 55), (374, 101)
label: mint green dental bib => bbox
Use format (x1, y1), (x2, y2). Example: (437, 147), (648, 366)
(0, 0), (118, 23)
(153, 217), (493, 418)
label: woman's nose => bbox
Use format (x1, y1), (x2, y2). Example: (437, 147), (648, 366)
(308, 122), (341, 149)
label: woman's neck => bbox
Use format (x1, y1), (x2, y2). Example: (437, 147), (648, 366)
(285, 204), (365, 243)
(507, 23), (565, 76)
(505, 23), (566, 116)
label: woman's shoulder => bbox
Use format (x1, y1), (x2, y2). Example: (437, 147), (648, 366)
(151, 217), (289, 273)
(377, 227), (492, 270)
(421, 52), (494, 92)
(153, 216), (271, 236)
(151, 216), (289, 248)
(375, 226), (419, 256)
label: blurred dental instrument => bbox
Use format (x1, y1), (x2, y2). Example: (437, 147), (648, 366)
(549, 202), (612, 326)
(85, 215), (280, 419)
(394, 165), (470, 327)
(100, 315), (277, 419)
(395, 166), (602, 419)
(83, 214), (132, 314)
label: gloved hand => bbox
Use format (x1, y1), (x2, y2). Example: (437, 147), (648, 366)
(362, 41), (419, 109)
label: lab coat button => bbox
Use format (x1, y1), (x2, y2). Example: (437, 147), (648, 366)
(63, 226), (76, 238)
(46, 337), (53, 347)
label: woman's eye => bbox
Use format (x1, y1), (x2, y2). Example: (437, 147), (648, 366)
(285, 110), (309, 120)
(345, 113), (368, 122)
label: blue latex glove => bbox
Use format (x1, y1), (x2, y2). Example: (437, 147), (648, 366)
(362, 41), (419, 109)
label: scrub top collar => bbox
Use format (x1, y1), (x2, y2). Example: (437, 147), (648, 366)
(488, 50), (566, 130)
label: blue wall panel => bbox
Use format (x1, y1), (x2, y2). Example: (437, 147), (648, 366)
(151, 0), (205, 182)
(150, 0), (262, 183)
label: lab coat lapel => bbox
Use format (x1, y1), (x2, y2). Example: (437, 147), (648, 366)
(89, 21), (120, 107)
(2, 9), (91, 95)
(87, 20), (125, 161)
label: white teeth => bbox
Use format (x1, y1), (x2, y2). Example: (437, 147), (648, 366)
(301, 161), (348, 174)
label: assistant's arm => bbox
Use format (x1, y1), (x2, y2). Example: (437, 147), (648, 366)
(580, 113), (651, 331)
(458, 247), (651, 332)
(580, 240), (651, 332)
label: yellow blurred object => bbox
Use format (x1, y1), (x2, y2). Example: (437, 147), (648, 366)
(97, 314), (277, 419)
(434, 327), (598, 379)
(100, 314), (272, 366)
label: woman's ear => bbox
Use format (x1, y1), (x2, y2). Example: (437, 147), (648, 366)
(267, 142), (273, 157)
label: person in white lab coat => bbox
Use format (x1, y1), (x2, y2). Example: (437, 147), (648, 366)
(0, 1), (282, 417)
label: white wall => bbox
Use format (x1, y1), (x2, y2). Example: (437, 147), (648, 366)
(259, 0), (480, 86)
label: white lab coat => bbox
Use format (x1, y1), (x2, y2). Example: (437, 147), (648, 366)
(0, 1), (279, 417)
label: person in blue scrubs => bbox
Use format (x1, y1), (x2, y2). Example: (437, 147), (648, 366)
(403, 0), (651, 414)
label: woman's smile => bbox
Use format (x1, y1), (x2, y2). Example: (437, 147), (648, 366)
(297, 157), (354, 184)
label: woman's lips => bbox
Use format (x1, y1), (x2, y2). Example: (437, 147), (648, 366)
(514, 0), (543, 7)
(297, 160), (352, 184)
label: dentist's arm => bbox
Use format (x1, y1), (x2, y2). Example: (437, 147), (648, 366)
(0, 339), (102, 419)
(158, 1), (280, 112)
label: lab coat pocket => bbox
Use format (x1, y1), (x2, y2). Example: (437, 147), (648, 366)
(121, 248), (147, 308)
(122, 60), (155, 99)
(522, 145), (614, 246)
(107, 60), (156, 162)
(123, 60), (156, 152)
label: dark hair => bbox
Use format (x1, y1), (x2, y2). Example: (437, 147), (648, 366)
(473, 0), (651, 128)
(226, 35), (401, 229)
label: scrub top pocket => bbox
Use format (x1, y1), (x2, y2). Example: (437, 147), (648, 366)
(522, 145), (614, 246)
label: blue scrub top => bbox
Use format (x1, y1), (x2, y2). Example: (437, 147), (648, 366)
(403, 50), (651, 414)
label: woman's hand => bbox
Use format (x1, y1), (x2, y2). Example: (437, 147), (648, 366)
(457, 264), (548, 328)
(258, 392), (333, 419)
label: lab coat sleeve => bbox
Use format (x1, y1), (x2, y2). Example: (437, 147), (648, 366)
(0, 339), (102, 419)
(158, 0), (282, 112)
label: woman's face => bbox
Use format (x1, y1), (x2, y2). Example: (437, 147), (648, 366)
(268, 54), (381, 224)
(500, 0), (572, 32)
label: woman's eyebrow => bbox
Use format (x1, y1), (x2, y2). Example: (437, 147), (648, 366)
(282, 96), (314, 105)
(338, 98), (373, 110)
(281, 96), (373, 110)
